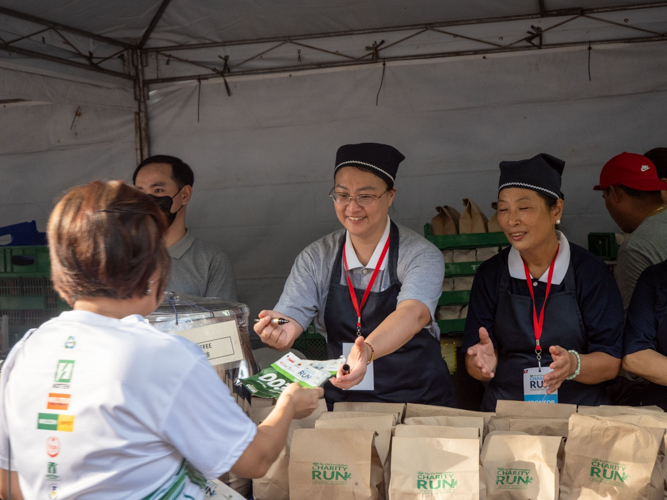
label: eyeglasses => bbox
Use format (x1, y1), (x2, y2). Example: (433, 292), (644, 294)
(329, 189), (388, 207)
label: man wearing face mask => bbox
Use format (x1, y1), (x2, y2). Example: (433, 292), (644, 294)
(133, 155), (238, 300)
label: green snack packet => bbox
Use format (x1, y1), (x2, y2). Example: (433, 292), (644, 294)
(241, 352), (340, 399)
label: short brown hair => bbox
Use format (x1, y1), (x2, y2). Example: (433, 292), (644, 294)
(48, 180), (171, 305)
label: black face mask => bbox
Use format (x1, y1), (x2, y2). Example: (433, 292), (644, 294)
(150, 186), (184, 226)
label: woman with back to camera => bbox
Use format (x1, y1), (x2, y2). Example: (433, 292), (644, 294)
(0, 180), (322, 500)
(463, 154), (624, 411)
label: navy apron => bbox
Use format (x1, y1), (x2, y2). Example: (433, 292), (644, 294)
(481, 255), (611, 412)
(323, 221), (456, 408)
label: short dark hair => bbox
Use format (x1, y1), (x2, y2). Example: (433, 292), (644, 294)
(536, 191), (560, 209)
(604, 185), (663, 203)
(48, 181), (171, 305)
(133, 155), (194, 189)
(644, 148), (667, 180)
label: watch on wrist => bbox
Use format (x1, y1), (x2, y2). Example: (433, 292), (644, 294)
(566, 350), (581, 380)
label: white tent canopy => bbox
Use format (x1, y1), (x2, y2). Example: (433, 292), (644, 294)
(1, 1), (666, 326)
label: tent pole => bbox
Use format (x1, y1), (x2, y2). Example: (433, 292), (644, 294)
(133, 50), (150, 163)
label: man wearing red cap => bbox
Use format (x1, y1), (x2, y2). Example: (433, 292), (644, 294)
(595, 152), (667, 309)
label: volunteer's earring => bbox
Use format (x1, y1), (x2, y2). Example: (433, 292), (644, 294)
(146, 279), (153, 295)
(556, 219), (561, 224)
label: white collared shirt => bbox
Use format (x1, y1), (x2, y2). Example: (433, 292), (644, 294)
(507, 231), (571, 285)
(344, 215), (391, 271)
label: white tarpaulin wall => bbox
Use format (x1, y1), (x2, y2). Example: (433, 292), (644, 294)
(2, 39), (665, 322)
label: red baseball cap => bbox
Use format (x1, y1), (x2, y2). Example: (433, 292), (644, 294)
(594, 152), (667, 191)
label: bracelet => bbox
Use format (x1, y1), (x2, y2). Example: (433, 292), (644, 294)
(364, 341), (375, 365)
(566, 350), (581, 380)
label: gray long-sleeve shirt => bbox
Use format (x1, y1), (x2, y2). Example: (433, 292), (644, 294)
(274, 220), (444, 340)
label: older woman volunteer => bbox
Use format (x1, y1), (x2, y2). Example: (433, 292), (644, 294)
(463, 154), (624, 411)
(0, 181), (322, 500)
(255, 143), (456, 408)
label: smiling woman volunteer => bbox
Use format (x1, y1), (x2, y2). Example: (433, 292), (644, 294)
(463, 154), (624, 411)
(255, 143), (456, 408)
(0, 181), (322, 500)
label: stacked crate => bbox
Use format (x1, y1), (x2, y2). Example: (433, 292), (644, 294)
(0, 246), (69, 348)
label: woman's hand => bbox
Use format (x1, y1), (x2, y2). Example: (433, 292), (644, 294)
(466, 327), (498, 380)
(543, 345), (576, 394)
(278, 383), (324, 419)
(330, 336), (370, 390)
(254, 310), (299, 351)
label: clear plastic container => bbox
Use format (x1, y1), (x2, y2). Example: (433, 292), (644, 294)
(147, 292), (260, 415)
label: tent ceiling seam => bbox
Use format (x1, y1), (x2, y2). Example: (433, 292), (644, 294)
(143, 34), (667, 85)
(141, 1), (667, 53)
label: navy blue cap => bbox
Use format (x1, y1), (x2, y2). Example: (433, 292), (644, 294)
(334, 143), (405, 188)
(499, 153), (565, 200)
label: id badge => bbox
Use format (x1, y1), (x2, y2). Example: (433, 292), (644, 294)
(523, 367), (558, 403)
(342, 342), (374, 391)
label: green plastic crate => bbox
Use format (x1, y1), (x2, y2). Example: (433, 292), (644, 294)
(292, 323), (328, 360)
(445, 261), (484, 277)
(588, 232), (620, 261)
(437, 318), (466, 336)
(0, 246), (51, 277)
(438, 290), (470, 306)
(0, 276), (69, 344)
(424, 224), (508, 250)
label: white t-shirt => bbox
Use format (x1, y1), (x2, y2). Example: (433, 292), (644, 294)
(0, 310), (256, 500)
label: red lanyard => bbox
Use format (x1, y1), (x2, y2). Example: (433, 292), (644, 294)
(343, 233), (391, 336)
(522, 246), (559, 356)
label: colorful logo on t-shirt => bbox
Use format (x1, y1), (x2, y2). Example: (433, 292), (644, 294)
(37, 413), (75, 432)
(64, 336), (76, 349)
(48, 483), (58, 499)
(54, 360), (74, 383)
(47, 393), (70, 411)
(46, 461), (60, 481)
(46, 437), (61, 458)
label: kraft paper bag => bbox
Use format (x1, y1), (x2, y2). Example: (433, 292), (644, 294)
(495, 400), (576, 419)
(405, 404), (495, 436)
(577, 405), (665, 416)
(390, 437), (480, 500)
(437, 305), (462, 321)
(319, 411), (398, 426)
(560, 414), (663, 500)
(460, 199), (488, 234)
(289, 428), (384, 500)
(395, 424), (479, 440)
(606, 414), (667, 500)
(404, 415), (485, 446)
(488, 202), (502, 233)
(334, 401), (405, 423)
(476, 247), (499, 261)
(454, 276), (475, 291)
(453, 249), (478, 263)
(431, 206), (461, 236)
(481, 431), (562, 500)
(251, 399), (328, 500)
(442, 250), (454, 263)
(507, 418), (570, 438)
(442, 277), (455, 291)
(316, 415), (395, 467)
